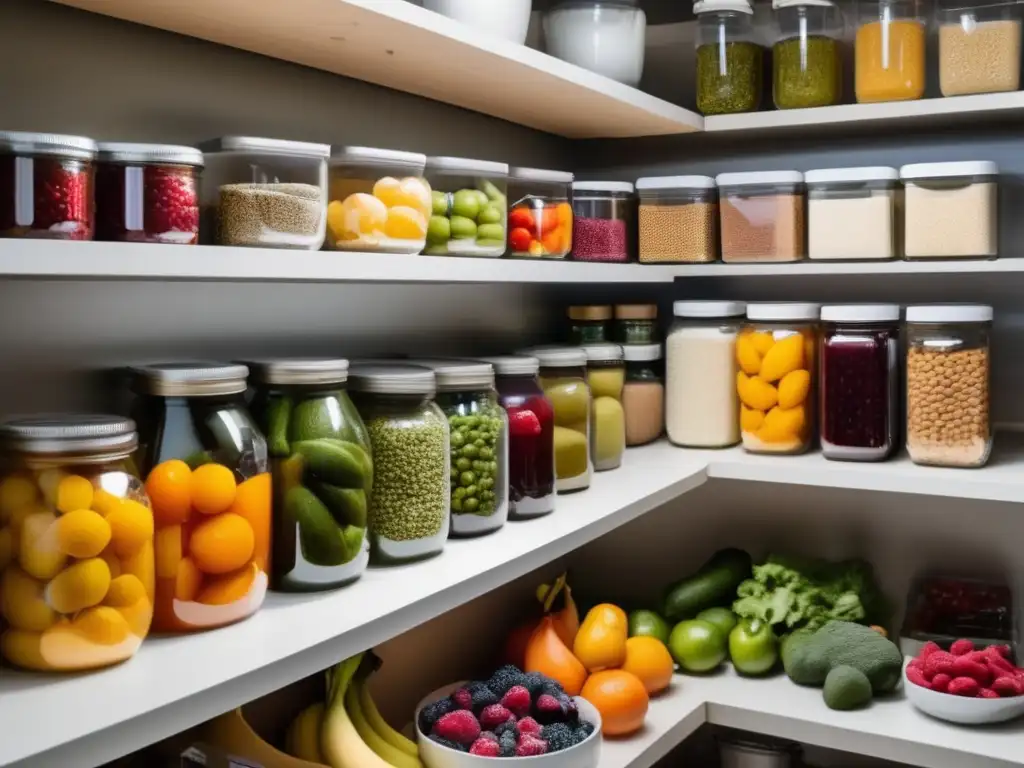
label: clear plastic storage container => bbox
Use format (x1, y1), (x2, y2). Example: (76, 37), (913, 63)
(855, 0), (927, 102)
(772, 0), (845, 109)
(615, 304), (659, 345)
(543, 0), (647, 87)
(623, 344), (665, 447)
(739, 303), (820, 454)
(806, 167), (900, 260)
(582, 343), (626, 471)
(326, 147), (430, 254)
(507, 167), (574, 259)
(528, 347), (592, 493)
(636, 176), (718, 263)
(571, 181), (636, 263)
(0, 415), (153, 671)
(717, 171), (806, 263)
(901, 162), (998, 259)
(906, 305), (993, 468)
(694, 0), (764, 116)
(424, 156), (508, 257)
(199, 136), (329, 250)
(348, 364), (450, 562)
(820, 305), (900, 461)
(568, 305), (613, 344)
(246, 359), (372, 593)
(0, 131), (96, 241)
(939, 1), (1022, 96)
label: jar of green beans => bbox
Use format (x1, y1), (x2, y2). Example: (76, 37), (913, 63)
(772, 0), (845, 109)
(694, 0), (765, 116)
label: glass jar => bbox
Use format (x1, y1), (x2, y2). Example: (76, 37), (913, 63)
(543, 1), (647, 86)
(348, 364), (450, 562)
(0, 131), (96, 241)
(739, 303), (820, 455)
(906, 305), (993, 468)
(855, 0), (927, 102)
(480, 356), (555, 519)
(636, 176), (718, 264)
(615, 304), (659, 345)
(582, 344), (626, 471)
(198, 136), (329, 250)
(325, 147), (430, 255)
(772, 0), (845, 109)
(245, 359), (372, 593)
(568, 305), (613, 344)
(820, 305), (900, 462)
(666, 300), (746, 448)
(424, 156), (509, 257)
(571, 181), (636, 263)
(95, 143), (203, 245)
(901, 162), (998, 260)
(0, 415), (152, 672)
(694, 0), (764, 116)
(939, 1), (1022, 96)
(507, 167), (574, 259)
(528, 347), (592, 493)
(717, 171), (806, 263)
(130, 363), (270, 632)
(806, 167), (899, 261)
(623, 344), (665, 447)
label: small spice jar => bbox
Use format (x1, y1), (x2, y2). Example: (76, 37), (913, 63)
(527, 347), (592, 493)
(806, 167), (900, 261)
(939, 0), (1022, 97)
(424, 156), (509, 257)
(636, 175), (718, 263)
(507, 167), (574, 259)
(0, 131), (97, 241)
(568, 305), (613, 344)
(570, 181), (636, 263)
(901, 162), (998, 260)
(582, 343), (626, 471)
(95, 143), (203, 245)
(905, 305), (993, 468)
(615, 304), (659, 345)
(820, 305), (900, 462)
(855, 0), (927, 102)
(694, 0), (764, 116)
(622, 344), (665, 447)
(717, 171), (806, 263)
(772, 0), (844, 109)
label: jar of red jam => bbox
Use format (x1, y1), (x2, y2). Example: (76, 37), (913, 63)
(820, 304), (900, 462)
(96, 143), (203, 244)
(0, 131), (97, 240)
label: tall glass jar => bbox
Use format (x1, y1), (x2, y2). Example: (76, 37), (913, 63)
(906, 305), (993, 468)
(623, 344), (665, 447)
(772, 0), (844, 109)
(666, 301), (746, 448)
(348, 364), (450, 562)
(568, 305), (613, 344)
(694, 0), (764, 116)
(739, 303), (820, 455)
(246, 359), (372, 593)
(424, 156), (509, 257)
(130, 363), (270, 633)
(820, 305), (900, 462)
(507, 167), (574, 259)
(528, 347), (592, 493)
(855, 0), (927, 102)
(0, 416), (153, 672)
(583, 343), (626, 471)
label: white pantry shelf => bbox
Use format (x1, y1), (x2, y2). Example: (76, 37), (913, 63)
(675, 258), (1024, 277)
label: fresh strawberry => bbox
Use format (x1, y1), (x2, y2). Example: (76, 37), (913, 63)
(515, 734), (548, 757)
(508, 409), (542, 437)
(951, 655), (991, 684)
(501, 685), (532, 717)
(918, 641), (942, 659)
(469, 737), (500, 756)
(931, 673), (952, 693)
(433, 710), (481, 745)
(906, 665), (930, 689)
(979, 688), (1001, 699)
(950, 639), (975, 656)
(992, 676), (1022, 697)
(923, 651), (955, 680)
(516, 717), (542, 737)
(948, 677), (981, 697)
(479, 704), (514, 731)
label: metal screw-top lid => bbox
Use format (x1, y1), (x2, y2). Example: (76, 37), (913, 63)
(568, 305), (613, 321)
(615, 304), (658, 321)
(349, 363), (436, 396)
(477, 355), (540, 376)
(406, 360), (495, 391)
(0, 131), (97, 161)
(131, 362), (249, 397)
(243, 358), (350, 386)
(581, 343), (624, 363)
(0, 414), (137, 456)
(521, 346), (588, 368)
(96, 142), (205, 167)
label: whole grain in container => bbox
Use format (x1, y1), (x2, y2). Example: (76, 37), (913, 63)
(901, 161), (998, 259)
(636, 175), (718, 263)
(717, 171), (806, 262)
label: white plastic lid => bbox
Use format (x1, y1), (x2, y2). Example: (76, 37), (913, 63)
(820, 304), (900, 323)
(477, 355), (540, 376)
(572, 181), (635, 194)
(716, 171), (804, 187)
(694, 0), (754, 14)
(580, 343), (624, 363)
(636, 175), (716, 191)
(805, 167), (898, 184)
(426, 156), (508, 177)
(900, 161), (999, 180)
(509, 167), (574, 184)
(406, 359), (494, 391)
(623, 344), (663, 361)
(522, 346), (588, 368)
(746, 302), (821, 321)
(673, 300), (746, 318)
(330, 146), (426, 168)
(199, 136), (330, 159)
(773, 0), (835, 8)
(0, 131), (97, 161)
(348, 363), (436, 395)
(97, 142), (204, 167)
(906, 305), (993, 323)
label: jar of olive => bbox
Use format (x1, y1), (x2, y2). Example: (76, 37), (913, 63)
(695, 0), (764, 116)
(772, 0), (844, 109)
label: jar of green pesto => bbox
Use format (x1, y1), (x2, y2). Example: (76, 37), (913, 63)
(772, 0), (845, 109)
(695, 0), (765, 116)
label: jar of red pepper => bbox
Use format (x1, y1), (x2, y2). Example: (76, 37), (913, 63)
(0, 131), (97, 240)
(570, 181), (636, 262)
(96, 143), (204, 244)
(820, 304), (900, 462)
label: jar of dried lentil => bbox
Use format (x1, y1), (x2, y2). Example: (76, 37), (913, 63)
(636, 175), (718, 263)
(938, 0), (1022, 97)
(568, 305), (613, 344)
(772, 0), (844, 109)
(905, 305), (993, 468)
(694, 0), (764, 116)
(570, 181), (636, 262)
(615, 304), (659, 345)
(716, 171), (807, 262)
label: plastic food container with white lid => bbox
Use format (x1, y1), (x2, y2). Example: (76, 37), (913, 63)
(637, 175), (718, 264)
(806, 166), (899, 261)
(716, 170), (806, 263)
(938, 0), (1023, 97)
(423, 0), (533, 44)
(901, 161), (998, 260)
(572, 180), (636, 263)
(543, 0), (647, 86)
(507, 167), (574, 259)
(424, 156), (508, 258)
(695, 0), (764, 115)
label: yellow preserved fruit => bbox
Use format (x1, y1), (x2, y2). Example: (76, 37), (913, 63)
(778, 369), (811, 409)
(737, 372), (779, 411)
(592, 396), (626, 466)
(0, 474), (37, 520)
(106, 498), (155, 557)
(36, 468), (66, 508)
(56, 475), (94, 515)
(589, 367), (625, 400)
(758, 405), (808, 444)
(736, 334), (763, 375)
(1, 565), (57, 631)
(553, 426), (589, 480)
(103, 574), (147, 607)
(55, 508), (111, 558)
(542, 378), (591, 425)
(122, 544), (156, 603)
(740, 405), (765, 433)
(155, 525), (183, 579)
(758, 334), (805, 382)
(75, 606), (131, 645)
(46, 557), (111, 614)
(19, 511), (66, 581)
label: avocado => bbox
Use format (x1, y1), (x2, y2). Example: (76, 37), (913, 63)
(310, 481), (367, 528)
(662, 548), (753, 622)
(823, 665), (873, 710)
(265, 395), (293, 457)
(784, 620), (903, 694)
(292, 439), (368, 488)
(285, 486), (352, 566)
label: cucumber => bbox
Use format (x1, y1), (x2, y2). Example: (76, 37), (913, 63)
(292, 439), (368, 488)
(662, 548), (752, 622)
(310, 481), (367, 529)
(266, 395), (293, 457)
(286, 486), (351, 567)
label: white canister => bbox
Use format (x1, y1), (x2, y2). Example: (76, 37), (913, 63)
(423, 0), (533, 45)
(543, 1), (647, 87)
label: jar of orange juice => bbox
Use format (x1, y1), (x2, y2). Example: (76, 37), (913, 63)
(855, 0), (927, 102)
(130, 363), (270, 632)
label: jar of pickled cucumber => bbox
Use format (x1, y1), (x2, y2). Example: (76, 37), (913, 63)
(582, 343), (626, 471)
(130, 363), (270, 632)
(0, 415), (153, 672)
(527, 347), (592, 493)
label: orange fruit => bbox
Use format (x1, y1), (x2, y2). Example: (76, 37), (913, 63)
(580, 669), (649, 736)
(620, 636), (675, 695)
(175, 557), (202, 602)
(197, 563), (257, 606)
(227, 473), (271, 572)
(188, 513), (255, 575)
(145, 460), (192, 527)
(190, 464), (237, 516)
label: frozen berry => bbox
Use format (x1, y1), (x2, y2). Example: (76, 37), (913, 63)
(418, 697), (455, 734)
(501, 685), (532, 717)
(516, 734), (549, 757)
(948, 677), (981, 697)
(451, 688), (473, 710)
(918, 641), (942, 659)
(923, 651), (955, 680)
(540, 722), (575, 753)
(433, 710), (481, 745)
(479, 704), (514, 731)
(469, 737), (500, 757)
(429, 735), (466, 752)
(488, 665), (527, 696)
(950, 639), (975, 656)
(979, 688), (1001, 699)
(479, 730), (498, 742)
(574, 721), (596, 744)
(493, 718), (517, 738)
(144, 166), (199, 239)
(465, 681), (500, 712)
(951, 656), (991, 685)
(534, 693), (565, 723)
(931, 673), (952, 693)
(992, 676), (1022, 697)
(517, 717), (542, 737)
(498, 730), (517, 757)
(905, 665), (930, 689)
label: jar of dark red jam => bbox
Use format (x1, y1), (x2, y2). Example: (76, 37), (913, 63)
(96, 143), (203, 244)
(0, 131), (97, 240)
(820, 304), (900, 462)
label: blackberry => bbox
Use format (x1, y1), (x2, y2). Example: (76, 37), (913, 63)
(521, 671), (550, 698)
(498, 729), (517, 757)
(574, 721), (596, 744)
(487, 665), (527, 696)
(466, 681), (499, 712)
(541, 722), (576, 753)
(429, 735), (466, 752)
(418, 697), (455, 735)
(493, 718), (517, 738)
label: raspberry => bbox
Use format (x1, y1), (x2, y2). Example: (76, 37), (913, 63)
(516, 734), (549, 757)
(950, 639), (975, 656)
(907, 657), (923, 670)
(517, 717), (542, 737)
(983, 646), (1017, 676)
(992, 676), (1022, 697)
(918, 641), (942, 659)
(535, 693), (565, 723)
(905, 665), (930, 689)
(418, 697), (454, 734)
(433, 710), (481, 745)
(469, 737), (500, 756)
(451, 688), (473, 710)
(979, 688), (1001, 699)
(501, 685), (532, 717)
(948, 676), (981, 697)
(923, 651), (955, 680)
(508, 409), (542, 437)
(479, 704), (514, 731)
(931, 673), (952, 693)
(951, 656), (991, 685)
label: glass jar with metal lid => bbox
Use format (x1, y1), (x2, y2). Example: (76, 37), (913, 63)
(582, 343), (626, 471)
(0, 131), (97, 241)
(508, 167), (574, 259)
(0, 415), (153, 671)
(568, 304), (613, 344)
(772, 0), (844, 109)
(424, 156), (509, 257)
(130, 363), (270, 632)
(694, 0), (764, 116)
(571, 181), (636, 262)
(245, 359), (372, 592)
(348, 364), (450, 562)
(615, 304), (659, 344)
(623, 344), (665, 447)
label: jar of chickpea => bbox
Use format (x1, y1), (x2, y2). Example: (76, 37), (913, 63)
(906, 305), (993, 468)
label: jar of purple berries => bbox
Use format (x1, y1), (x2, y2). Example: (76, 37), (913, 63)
(570, 181), (636, 263)
(820, 304), (900, 462)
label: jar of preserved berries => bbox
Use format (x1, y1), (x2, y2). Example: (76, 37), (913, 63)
(820, 305), (900, 462)
(130, 363), (270, 632)
(0, 415), (153, 671)
(0, 131), (97, 240)
(623, 344), (665, 446)
(95, 143), (204, 244)
(526, 347), (592, 493)
(582, 343), (626, 471)
(615, 304), (659, 344)
(246, 359), (371, 593)
(568, 305), (613, 344)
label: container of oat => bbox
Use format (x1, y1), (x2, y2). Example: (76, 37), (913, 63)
(199, 136), (329, 250)
(905, 305), (993, 468)
(716, 171), (806, 263)
(805, 167), (900, 260)
(636, 175), (718, 263)
(938, 1), (1022, 97)
(901, 161), (998, 259)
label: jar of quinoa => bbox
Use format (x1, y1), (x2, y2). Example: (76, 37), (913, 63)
(570, 181), (636, 263)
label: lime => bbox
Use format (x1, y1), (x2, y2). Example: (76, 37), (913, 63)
(697, 607), (738, 637)
(629, 609), (670, 645)
(729, 618), (778, 676)
(668, 619), (727, 673)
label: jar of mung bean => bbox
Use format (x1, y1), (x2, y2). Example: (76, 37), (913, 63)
(772, 0), (844, 109)
(694, 0), (764, 116)
(636, 176), (718, 263)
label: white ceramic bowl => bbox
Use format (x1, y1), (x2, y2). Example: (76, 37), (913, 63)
(415, 682), (602, 768)
(423, 0), (533, 45)
(905, 673), (1024, 724)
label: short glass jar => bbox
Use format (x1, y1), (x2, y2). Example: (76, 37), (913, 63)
(571, 181), (636, 263)
(528, 347), (592, 493)
(582, 343), (626, 471)
(424, 156), (509, 257)
(543, 0), (648, 86)
(615, 304), (659, 345)
(694, 0), (764, 116)
(623, 344), (665, 447)
(906, 305), (993, 468)
(717, 171), (807, 263)
(0, 415), (153, 672)
(348, 364), (450, 562)
(0, 131), (96, 241)
(901, 162), (998, 260)
(666, 300), (746, 448)
(820, 305), (900, 462)
(507, 167), (574, 259)
(326, 147), (430, 254)
(939, 0), (1022, 97)
(568, 305), (613, 344)
(855, 0), (927, 102)
(806, 167), (899, 261)
(95, 143), (203, 244)
(198, 136), (330, 250)
(772, 0), (844, 109)
(636, 175), (718, 264)
(245, 359), (372, 593)
(738, 303), (820, 455)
